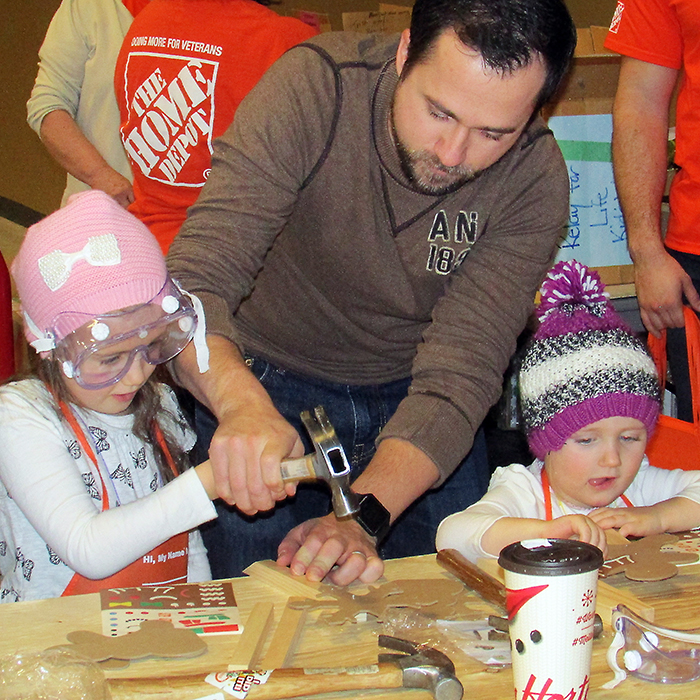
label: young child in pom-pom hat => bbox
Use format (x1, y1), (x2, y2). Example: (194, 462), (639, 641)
(436, 260), (700, 562)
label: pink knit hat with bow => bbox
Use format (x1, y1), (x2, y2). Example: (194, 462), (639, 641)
(12, 190), (167, 352)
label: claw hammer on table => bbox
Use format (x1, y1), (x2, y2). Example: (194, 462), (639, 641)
(280, 405), (360, 519)
(107, 635), (464, 700)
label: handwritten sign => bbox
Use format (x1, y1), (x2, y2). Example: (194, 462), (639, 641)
(549, 114), (631, 268)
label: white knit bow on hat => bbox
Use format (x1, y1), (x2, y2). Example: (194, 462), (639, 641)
(37, 234), (121, 291)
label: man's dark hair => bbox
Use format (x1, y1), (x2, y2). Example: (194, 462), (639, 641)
(403, 0), (577, 111)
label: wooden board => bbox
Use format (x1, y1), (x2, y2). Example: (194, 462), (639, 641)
(259, 605), (307, 669)
(228, 601), (275, 671)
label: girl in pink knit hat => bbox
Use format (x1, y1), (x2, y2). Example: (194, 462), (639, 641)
(0, 190), (217, 602)
(437, 260), (700, 563)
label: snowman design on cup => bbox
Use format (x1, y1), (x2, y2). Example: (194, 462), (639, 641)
(500, 540), (601, 700)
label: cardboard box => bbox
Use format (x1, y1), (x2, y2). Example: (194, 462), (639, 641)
(342, 6), (411, 33)
(293, 9), (333, 33)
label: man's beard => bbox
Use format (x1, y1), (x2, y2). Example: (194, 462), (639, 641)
(392, 123), (476, 195)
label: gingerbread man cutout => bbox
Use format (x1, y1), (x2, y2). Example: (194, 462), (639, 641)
(601, 533), (698, 581)
(49, 620), (207, 669)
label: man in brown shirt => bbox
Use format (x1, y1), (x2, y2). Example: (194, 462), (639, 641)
(168, 0), (576, 584)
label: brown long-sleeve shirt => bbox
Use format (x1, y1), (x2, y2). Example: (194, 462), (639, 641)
(168, 32), (570, 482)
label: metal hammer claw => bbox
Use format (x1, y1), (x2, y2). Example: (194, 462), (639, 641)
(378, 635), (464, 700)
(298, 406), (359, 519)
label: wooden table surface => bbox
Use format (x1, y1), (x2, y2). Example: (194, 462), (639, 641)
(1, 554), (699, 699)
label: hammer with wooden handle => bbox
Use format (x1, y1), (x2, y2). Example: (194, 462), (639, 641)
(107, 635), (463, 700)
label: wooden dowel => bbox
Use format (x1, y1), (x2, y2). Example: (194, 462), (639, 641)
(436, 548), (507, 611)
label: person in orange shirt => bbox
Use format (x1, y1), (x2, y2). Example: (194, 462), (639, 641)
(605, 0), (700, 421)
(115, 0), (317, 252)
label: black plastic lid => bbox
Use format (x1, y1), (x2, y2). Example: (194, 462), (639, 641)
(498, 539), (603, 576)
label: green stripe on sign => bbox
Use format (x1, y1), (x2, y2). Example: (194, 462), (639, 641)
(556, 140), (611, 162)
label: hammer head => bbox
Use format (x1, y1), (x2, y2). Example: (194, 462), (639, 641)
(378, 635), (463, 700)
(300, 406), (359, 519)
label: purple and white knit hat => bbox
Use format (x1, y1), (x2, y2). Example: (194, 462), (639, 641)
(519, 260), (660, 459)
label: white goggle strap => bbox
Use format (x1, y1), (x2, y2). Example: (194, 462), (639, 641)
(602, 612), (628, 689)
(24, 312), (56, 353)
(173, 281), (209, 374)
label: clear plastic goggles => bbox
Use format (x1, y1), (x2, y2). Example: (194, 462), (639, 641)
(53, 278), (197, 389)
(605, 604), (700, 687)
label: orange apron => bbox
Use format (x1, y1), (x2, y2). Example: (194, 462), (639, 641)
(57, 400), (189, 596)
(541, 468), (633, 521)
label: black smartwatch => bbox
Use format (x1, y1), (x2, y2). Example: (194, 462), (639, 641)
(354, 492), (391, 543)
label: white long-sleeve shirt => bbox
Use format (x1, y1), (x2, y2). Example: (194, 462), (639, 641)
(0, 379), (216, 602)
(436, 458), (700, 563)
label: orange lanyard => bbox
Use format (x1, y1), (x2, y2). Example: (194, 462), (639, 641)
(57, 398), (178, 509)
(541, 467), (633, 520)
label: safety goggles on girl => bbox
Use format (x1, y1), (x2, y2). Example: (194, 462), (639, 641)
(51, 278), (197, 389)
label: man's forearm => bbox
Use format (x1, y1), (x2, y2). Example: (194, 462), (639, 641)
(611, 57), (678, 259)
(349, 437), (440, 523)
(171, 334), (275, 420)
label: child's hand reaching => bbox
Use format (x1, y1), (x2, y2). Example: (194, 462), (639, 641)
(542, 514), (608, 558)
(588, 506), (664, 539)
(481, 514), (608, 559)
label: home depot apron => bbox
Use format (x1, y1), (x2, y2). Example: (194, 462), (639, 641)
(57, 399), (188, 596)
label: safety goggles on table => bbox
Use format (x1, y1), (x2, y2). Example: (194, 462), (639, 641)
(605, 604), (700, 687)
(52, 278), (198, 389)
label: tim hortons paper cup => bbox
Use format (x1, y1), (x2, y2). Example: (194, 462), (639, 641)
(499, 539), (603, 700)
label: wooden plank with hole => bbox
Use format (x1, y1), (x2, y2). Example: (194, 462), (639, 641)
(259, 605), (308, 669)
(227, 601), (275, 671)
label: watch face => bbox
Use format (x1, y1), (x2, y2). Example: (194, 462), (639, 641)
(356, 493), (391, 542)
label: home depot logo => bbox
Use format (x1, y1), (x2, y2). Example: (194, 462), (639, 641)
(121, 53), (218, 186)
(609, 2), (624, 34)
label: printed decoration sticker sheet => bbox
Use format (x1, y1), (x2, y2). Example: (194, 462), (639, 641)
(100, 581), (241, 637)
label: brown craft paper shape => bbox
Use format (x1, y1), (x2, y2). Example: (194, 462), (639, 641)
(601, 533), (698, 581)
(48, 620), (207, 668)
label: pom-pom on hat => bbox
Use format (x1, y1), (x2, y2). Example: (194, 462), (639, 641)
(519, 260), (660, 459)
(12, 190), (167, 352)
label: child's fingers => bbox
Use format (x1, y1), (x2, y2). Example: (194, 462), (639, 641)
(547, 515), (608, 557)
(588, 513), (626, 530)
(588, 507), (626, 524)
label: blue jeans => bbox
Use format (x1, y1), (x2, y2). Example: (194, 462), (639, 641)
(195, 356), (490, 579)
